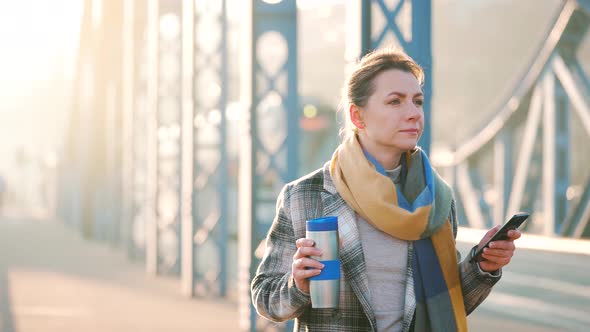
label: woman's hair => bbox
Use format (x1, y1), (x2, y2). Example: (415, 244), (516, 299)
(339, 48), (424, 141)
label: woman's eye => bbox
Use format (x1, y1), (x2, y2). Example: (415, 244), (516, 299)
(389, 99), (401, 105)
(414, 99), (424, 106)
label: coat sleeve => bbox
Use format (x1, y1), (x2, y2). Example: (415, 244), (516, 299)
(450, 200), (502, 315)
(250, 184), (311, 322)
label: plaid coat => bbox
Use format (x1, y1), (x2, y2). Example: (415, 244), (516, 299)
(251, 162), (501, 331)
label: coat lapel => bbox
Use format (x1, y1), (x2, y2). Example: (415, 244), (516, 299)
(322, 163), (376, 330)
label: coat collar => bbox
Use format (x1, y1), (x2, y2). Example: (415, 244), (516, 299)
(321, 162), (377, 330)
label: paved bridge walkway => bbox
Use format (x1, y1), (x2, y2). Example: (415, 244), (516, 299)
(1, 216), (589, 331)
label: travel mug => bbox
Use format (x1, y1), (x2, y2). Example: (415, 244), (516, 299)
(306, 216), (340, 308)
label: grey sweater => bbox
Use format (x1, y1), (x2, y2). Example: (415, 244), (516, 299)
(357, 166), (407, 332)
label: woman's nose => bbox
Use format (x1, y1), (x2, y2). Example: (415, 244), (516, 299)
(407, 104), (422, 121)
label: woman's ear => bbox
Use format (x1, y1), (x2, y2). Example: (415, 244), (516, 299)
(349, 104), (365, 129)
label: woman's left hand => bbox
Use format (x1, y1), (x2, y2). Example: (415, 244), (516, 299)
(476, 225), (522, 272)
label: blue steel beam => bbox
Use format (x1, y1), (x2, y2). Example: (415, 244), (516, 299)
(239, 1), (299, 331)
(468, 163), (494, 229)
(412, 0), (433, 155)
(577, 183), (590, 238)
(455, 163), (487, 228)
(579, 0), (590, 16)
(556, 5), (590, 59)
(542, 71), (557, 236)
(554, 80), (570, 233)
(156, 0), (183, 275)
(561, 177), (590, 236)
(145, 0), (183, 275)
(519, 139), (543, 232)
(452, 167), (469, 227)
(553, 4), (587, 234)
(181, 0), (230, 297)
(542, 69), (571, 235)
(349, 0), (432, 155)
(553, 2), (590, 236)
(573, 61), (590, 95)
(504, 88), (541, 221)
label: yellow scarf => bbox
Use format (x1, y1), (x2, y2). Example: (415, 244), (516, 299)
(329, 134), (467, 331)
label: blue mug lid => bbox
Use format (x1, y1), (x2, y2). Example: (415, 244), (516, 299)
(306, 216), (338, 231)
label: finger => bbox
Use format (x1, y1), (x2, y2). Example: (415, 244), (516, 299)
(481, 253), (511, 266)
(482, 247), (514, 259)
(506, 229), (522, 240)
(295, 238), (315, 248)
(481, 249), (511, 263)
(488, 240), (515, 251)
(477, 225), (501, 249)
(293, 257), (324, 270)
(293, 267), (322, 280)
(486, 225), (501, 236)
(294, 246), (322, 259)
(481, 225), (501, 243)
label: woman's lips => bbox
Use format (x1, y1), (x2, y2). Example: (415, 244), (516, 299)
(400, 129), (419, 134)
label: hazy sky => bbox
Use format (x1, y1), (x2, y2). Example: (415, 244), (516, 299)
(0, 0), (81, 174)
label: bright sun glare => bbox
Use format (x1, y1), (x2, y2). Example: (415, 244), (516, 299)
(0, 0), (81, 90)
(0, 0), (82, 173)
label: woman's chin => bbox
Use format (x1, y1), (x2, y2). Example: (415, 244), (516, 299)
(395, 140), (418, 151)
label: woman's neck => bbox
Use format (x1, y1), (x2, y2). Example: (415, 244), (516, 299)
(357, 134), (403, 169)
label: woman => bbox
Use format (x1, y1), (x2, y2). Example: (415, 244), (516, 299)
(251, 48), (521, 332)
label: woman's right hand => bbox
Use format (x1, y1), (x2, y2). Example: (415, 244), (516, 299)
(292, 238), (324, 294)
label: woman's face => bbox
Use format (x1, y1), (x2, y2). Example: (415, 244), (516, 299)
(354, 69), (424, 154)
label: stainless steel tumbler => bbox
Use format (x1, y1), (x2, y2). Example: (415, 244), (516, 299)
(306, 216), (340, 309)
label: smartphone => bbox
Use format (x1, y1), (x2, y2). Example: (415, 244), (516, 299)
(470, 213), (529, 263)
